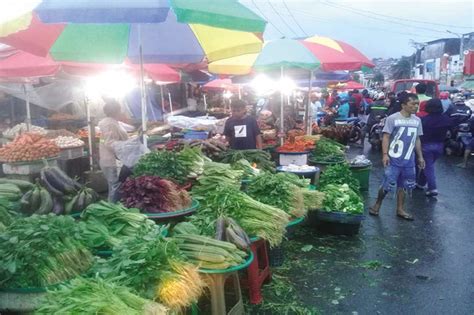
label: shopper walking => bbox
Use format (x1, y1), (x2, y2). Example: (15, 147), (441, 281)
(98, 100), (129, 202)
(416, 99), (453, 197)
(369, 93), (425, 220)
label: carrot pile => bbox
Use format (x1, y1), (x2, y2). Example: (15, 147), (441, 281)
(277, 138), (315, 152)
(0, 133), (60, 162)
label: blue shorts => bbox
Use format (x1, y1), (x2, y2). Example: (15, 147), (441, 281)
(382, 165), (416, 192)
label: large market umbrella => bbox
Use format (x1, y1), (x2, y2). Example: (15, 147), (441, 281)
(337, 80), (365, 90)
(209, 37), (374, 135)
(0, 0), (266, 146)
(202, 78), (239, 92)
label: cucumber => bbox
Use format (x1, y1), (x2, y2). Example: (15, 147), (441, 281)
(0, 183), (21, 194)
(36, 188), (53, 214)
(30, 186), (41, 210)
(0, 178), (33, 191)
(179, 250), (227, 263)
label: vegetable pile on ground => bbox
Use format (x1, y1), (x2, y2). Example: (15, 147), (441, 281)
(246, 172), (307, 218)
(0, 214), (92, 288)
(53, 136), (85, 149)
(320, 184), (364, 214)
(37, 277), (168, 315)
(0, 133), (60, 162)
(218, 149), (275, 172)
(96, 229), (205, 310)
(39, 165), (98, 215)
(320, 124), (353, 144)
(319, 163), (360, 192)
(133, 147), (208, 184)
(121, 176), (191, 213)
(310, 137), (346, 163)
(78, 201), (159, 250)
(172, 222), (248, 270)
(191, 168), (290, 247)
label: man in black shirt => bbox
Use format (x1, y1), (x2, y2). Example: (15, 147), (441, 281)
(224, 99), (263, 150)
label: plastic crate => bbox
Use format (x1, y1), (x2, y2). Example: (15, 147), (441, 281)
(311, 210), (365, 236)
(3, 159), (58, 175)
(278, 151), (309, 166)
(58, 146), (85, 160)
(268, 245), (284, 267)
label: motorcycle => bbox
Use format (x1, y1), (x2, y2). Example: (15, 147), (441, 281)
(369, 117), (386, 150)
(445, 101), (473, 156)
(334, 117), (364, 143)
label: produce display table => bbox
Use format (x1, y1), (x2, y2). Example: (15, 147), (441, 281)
(240, 238), (271, 304)
(196, 252), (254, 315)
(2, 158), (58, 182)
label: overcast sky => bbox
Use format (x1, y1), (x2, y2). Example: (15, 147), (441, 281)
(241, 0), (473, 59)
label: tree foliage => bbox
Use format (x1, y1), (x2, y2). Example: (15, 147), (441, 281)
(391, 57), (412, 79)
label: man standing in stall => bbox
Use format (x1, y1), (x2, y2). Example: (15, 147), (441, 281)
(224, 99), (263, 150)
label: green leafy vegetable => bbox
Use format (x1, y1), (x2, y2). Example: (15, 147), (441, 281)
(0, 214), (92, 288)
(319, 163), (360, 193)
(247, 172), (307, 218)
(320, 184), (364, 215)
(218, 149), (275, 172)
(311, 137), (346, 163)
(36, 277), (168, 315)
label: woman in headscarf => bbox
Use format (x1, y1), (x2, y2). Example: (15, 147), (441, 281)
(416, 98), (454, 197)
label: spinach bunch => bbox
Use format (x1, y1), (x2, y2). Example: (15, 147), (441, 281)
(133, 150), (190, 184)
(319, 163), (360, 193)
(320, 184), (364, 215)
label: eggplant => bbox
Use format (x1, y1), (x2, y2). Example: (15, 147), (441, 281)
(52, 196), (65, 215)
(225, 226), (249, 250)
(215, 217), (226, 241)
(40, 169), (64, 196)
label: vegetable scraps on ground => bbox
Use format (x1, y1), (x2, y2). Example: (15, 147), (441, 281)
(121, 176), (191, 213)
(191, 167), (290, 247)
(96, 229), (205, 310)
(310, 137), (346, 163)
(218, 149), (275, 172)
(320, 184), (364, 215)
(0, 133), (60, 162)
(36, 277), (168, 315)
(246, 172), (307, 218)
(319, 163), (360, 193)
(79, 201), (159, 250)
(0, 214), (92, 288)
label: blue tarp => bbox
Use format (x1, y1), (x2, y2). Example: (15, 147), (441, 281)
(125, 86), (163, 122)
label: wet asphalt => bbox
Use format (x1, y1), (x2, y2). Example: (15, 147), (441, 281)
(260, 146), (474, 315)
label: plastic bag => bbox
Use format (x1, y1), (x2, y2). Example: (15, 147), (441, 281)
(349, 155), (372, 167)
(112, 136), (150, 168)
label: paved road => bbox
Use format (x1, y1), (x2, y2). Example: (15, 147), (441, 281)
(278, 147), (474, 315)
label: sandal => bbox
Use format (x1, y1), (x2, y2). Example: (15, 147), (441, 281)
(368, 207), (379, 216)
(397, 212), (414, 221)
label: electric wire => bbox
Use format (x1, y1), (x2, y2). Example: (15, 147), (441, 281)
(266, 0), (299, 37)
(282, 0), (309, 37)
(250, 0), (286, 37)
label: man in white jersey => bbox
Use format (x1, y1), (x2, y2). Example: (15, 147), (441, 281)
(369, 93), (425, 220)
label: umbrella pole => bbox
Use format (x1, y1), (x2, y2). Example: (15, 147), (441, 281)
(160, 84), (165, 118)
(306, 71), (314, 135)
(23, 84), (31, 132)
(84, 96), (94, 171)
(138, 27), (147, 147)
(168, 92), (173, 116)
(238, 85), (242, 99)
(280, 66), (284, 145)
(203, 94), (208, 112)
